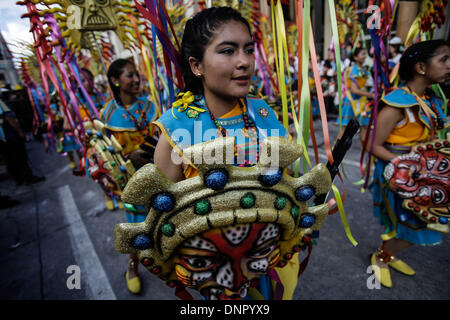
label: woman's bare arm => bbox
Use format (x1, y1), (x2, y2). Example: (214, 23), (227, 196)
(350, 80), (374, 99)
(154, 133), (185, 182)
(371, 106), (404, 162)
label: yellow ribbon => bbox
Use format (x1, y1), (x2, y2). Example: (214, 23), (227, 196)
(331, 184), (358, 247)
(171, 91), (205, 119)
(379, 183), (397, 241)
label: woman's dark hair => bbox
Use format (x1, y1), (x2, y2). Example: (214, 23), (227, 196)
(107, 59), (134, 104)
(350, 47), (365, 62)
(180, 7), (252, 94)
(399, 39), (449, 82)
(81, 68), (94, 80)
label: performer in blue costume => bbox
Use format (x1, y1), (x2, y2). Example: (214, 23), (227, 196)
(370, 40), (449, 288)
(76, 68), (108, 121)
(101, 58), (158, 294)
(153, 7), (300, 300)
(337, 47), (374, 145)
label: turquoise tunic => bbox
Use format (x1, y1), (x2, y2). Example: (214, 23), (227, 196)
(156, 94), (288, 169)
(100, 95), (157, 222)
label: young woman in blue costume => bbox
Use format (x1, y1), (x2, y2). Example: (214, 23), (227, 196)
(101, 58), (158, 294)
(370, 40), (449, 288)
(337, 47), (374, 145)
(153, 7), (299, 300)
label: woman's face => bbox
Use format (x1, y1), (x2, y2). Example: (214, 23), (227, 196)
(355, 49), (367, 64)
(116, 63), (140, 97)
(425, 45), (450, 84)
(82, 72), (94, 94)
(194, 20), (255, 103)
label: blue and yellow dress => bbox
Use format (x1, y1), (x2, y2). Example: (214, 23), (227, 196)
(337, 64), (372, 126)
(371, 87), (448, 245)
(100, 96), (158, 221)
(76, 91), (107, 121)
(155, 92), (299, 300)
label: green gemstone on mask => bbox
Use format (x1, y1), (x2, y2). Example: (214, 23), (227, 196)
(195, 199), (211, 215)
(110, 161), (116, 166)
(102, 146), (106, 151)
(291, 206), (299, 219)
(274, 197), (287, 210)
(240, 193), (255, 209)
(162, 223), (175, 237)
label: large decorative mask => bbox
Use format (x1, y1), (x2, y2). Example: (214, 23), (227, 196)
(68, 0), (117, 31)
(25, 0), (139, 51)
(384, 138), (450, 233)
(114, 137), (332, 300)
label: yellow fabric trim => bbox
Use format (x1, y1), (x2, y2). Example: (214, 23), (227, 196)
(272, 252), (299, 300)
(219, 100), (246, 118)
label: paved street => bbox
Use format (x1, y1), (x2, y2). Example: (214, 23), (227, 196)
(0, 119), (449, 300)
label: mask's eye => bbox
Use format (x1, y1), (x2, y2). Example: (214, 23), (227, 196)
(437, 158), (448, 172)
(432, 188), (446, 204)
(181, 256), (217, 271)
(248, 244), (278, 259)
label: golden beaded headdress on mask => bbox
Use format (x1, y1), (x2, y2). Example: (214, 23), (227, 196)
(114, 136), (332, 286)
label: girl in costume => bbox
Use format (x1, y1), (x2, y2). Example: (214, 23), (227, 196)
(101, 58), (158, 294)
(153, 7), (298, 300)
(51, 88), (83, 175)
(370, 40), (449, 288)
(76, 68), (108, 121)
(337, 47), (374, 145)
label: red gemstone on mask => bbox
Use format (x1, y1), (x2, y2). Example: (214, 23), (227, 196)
(151, 266), (161, 274)
(142, 258), (153, 266)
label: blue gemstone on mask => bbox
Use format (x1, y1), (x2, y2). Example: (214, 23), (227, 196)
(108, 146), (115, 153)
(295, 186), (315, 201)
(96, 132), (103, 139)
(132, 234), (152, 250)
(86, 129), (93, 136)
(153, 193), (175, 212)
(439, 217), (448, 225)
(205, 170), (228, 190)
(300, 214), (315, 228)
(120, 165), (127, 172)
(259, 168), (283, 187)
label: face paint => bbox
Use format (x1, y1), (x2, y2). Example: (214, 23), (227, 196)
(174, 223), (280, 300)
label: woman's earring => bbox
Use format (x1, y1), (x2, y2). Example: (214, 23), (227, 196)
(115, 83), (119, 87)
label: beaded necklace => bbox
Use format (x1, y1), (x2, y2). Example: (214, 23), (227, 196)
(116, 99), (149, 131)
(206, 99), (259, 167)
